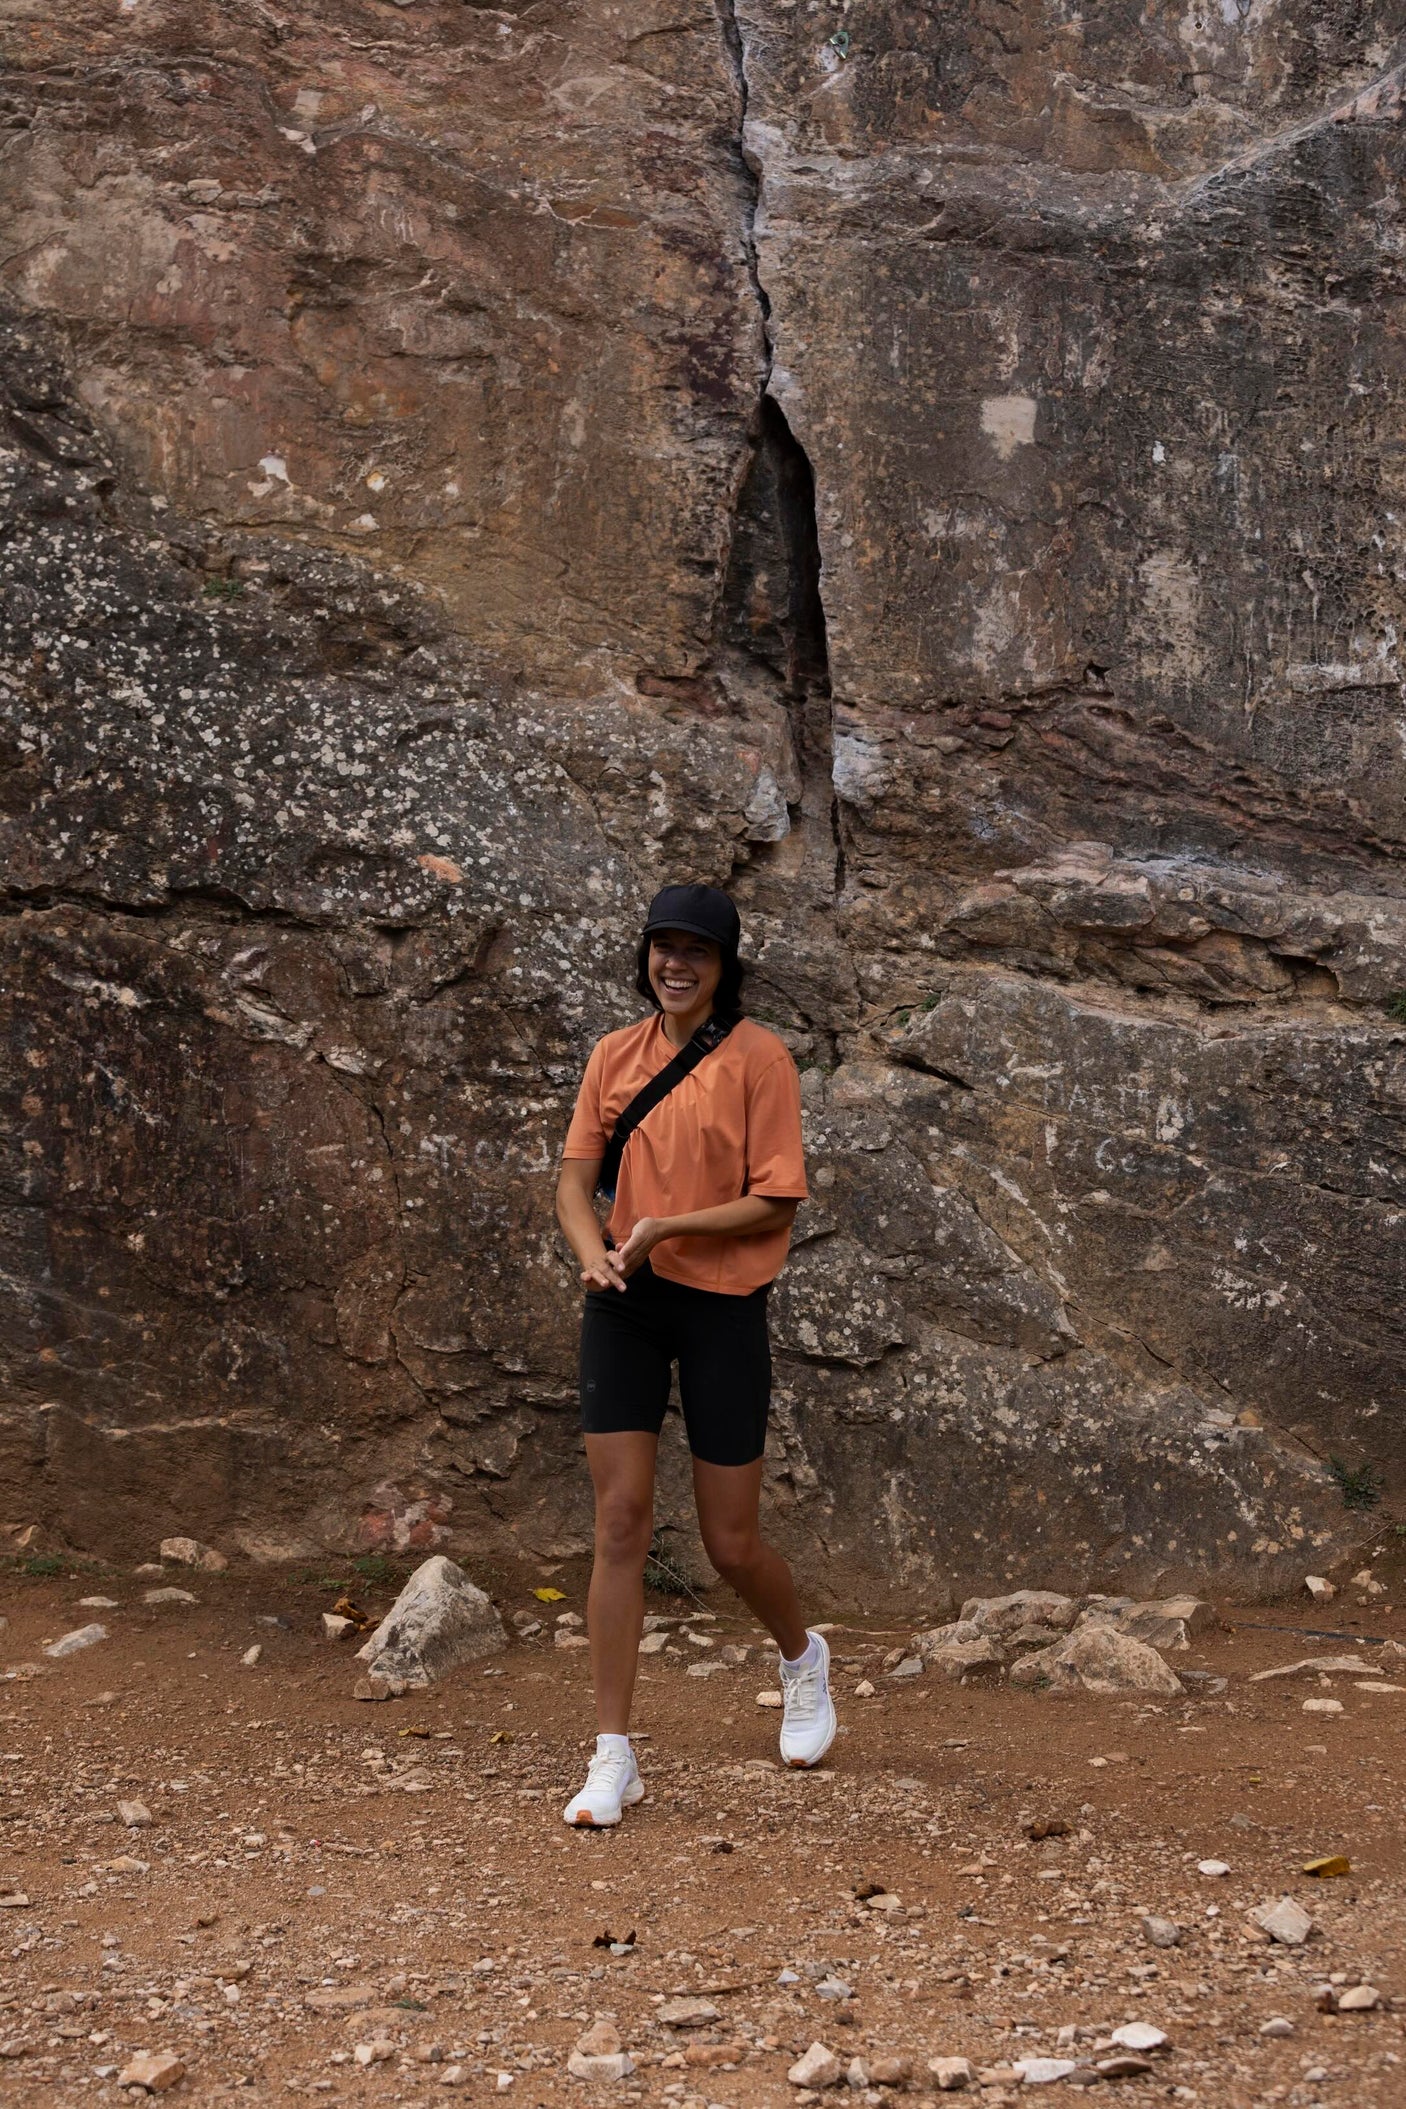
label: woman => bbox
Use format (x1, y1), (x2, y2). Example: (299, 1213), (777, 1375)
(554, 882), (836, 1825)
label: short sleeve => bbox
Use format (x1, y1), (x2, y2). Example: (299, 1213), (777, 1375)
(561, 1040), (609, 1161)
(744, 1052), (808, 1199)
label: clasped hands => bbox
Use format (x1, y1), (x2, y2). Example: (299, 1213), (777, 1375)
(579, 1214), (668, 1292)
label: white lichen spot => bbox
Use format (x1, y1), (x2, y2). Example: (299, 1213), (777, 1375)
(979, 394), (1037, 461)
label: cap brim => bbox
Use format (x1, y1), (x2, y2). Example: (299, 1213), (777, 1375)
(641, 919), (734, 947)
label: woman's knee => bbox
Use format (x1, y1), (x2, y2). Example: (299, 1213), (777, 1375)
(594, 1494), (653, 1563)
(701, 1522), (764, 1579)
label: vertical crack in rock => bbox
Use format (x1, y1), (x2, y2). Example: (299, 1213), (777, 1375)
(716, 0), (838, 898)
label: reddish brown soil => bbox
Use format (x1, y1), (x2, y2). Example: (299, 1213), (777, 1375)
(1, 1550), (1404, 2108)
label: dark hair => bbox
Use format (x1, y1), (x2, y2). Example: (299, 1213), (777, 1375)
(636, 934), (746, 1025)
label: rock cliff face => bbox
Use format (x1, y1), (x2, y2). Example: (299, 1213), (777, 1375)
(2, 0), (1403, 1593)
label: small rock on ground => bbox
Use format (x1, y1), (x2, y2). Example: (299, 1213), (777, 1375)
(788, 2040), (843, 2088)
(43, 1623), (108, 1659)
(355, 1555), (506, 1686)
(117, 2049), (186, 2092)
(1250, 1895), (1315, 1945)
(927, 2055), (975, 2090)
(159, 1537), (227, 1572)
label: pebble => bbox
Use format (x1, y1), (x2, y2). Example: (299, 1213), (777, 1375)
(567, 2049), (634, 2081)
(1302, 1697), (1344, 1715)
(117, 1800), (153, 1829)
(322, 1613), (355, 1641)
(756, 1690), (782, 1709)
(116, 2050), (186, 2092)
(888, 1656), (923, 1680)
(305, 1986), (377, 2012)
(574, 2021), (621, 2057)
(241, 1644), (262, 1667)
(854, 1680), (877, 1698)
(1249, 1895), (1314, 1946)
(658, 1999), (721, 2028)
(788, 2041), (843, 2089)
(353, 2038), (395, 2065)
(77, 1596), (119, 1609)
(1259, 2017), (1295, 2037)
(1015, 2058), (1077, 2084)
(1336, 1984), (1380, 2011)
(1108, 2023), (1167, 2052)
(1304, 1575), (1335, 1602)
(159, 1536), (227, 1572)
(927, 2056), (975, 2090)
(814, 1977), (852, 2000)
(143, 1589), (196, 1607)
(638, 1632), (669, 1656)
(867, 2056), (912, 2086)
(43, 1623), (108, 1658)
(1140, 1914), (1181, 1948)
(1196, 1860), (1230, 1877)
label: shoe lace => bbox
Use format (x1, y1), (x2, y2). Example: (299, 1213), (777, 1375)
(782, 1658), (820, 1718)
(584, 1747), (631, 1790)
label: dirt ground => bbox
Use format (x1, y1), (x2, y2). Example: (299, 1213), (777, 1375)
(1, 1545), (1404, 2109)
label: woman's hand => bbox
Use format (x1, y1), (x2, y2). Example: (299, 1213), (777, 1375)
(610, 1214), (670, 1278)
(556, 1158), (627, 1292)
(579, 1248), (627, 1294)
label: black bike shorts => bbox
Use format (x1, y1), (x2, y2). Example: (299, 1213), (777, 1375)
(579, 1260), (771, 1468)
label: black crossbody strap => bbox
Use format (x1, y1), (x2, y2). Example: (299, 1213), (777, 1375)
(595, 1017), (733, 1201)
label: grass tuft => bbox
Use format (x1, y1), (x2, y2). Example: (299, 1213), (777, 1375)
(1328, 1456), (1384, 1511)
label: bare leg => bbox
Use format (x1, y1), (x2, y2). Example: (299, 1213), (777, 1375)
(584, 1431), (658, 1733)
(693, 1456), (808, 1660)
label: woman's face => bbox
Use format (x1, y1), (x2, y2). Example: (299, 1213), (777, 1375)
(648, 929), (722, 1021)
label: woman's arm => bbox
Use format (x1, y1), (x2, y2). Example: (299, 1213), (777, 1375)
(555, 1158), (626, 1291)
(611, 1195), (798, 1277)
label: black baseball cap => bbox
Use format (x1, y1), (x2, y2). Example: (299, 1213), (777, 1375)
(641, 883), (741, 955)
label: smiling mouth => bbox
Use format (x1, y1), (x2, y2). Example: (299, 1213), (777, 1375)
(660, 977), (696, 993)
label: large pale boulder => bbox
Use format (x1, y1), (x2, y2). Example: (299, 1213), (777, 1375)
(1009, 1623), (1183, 1697)
(356, 1557), (506, 1687)
(959, 1592), (1079, 1639)
(914, 1624), (1007, 1681)
(1078, 1596), (1212, 1651)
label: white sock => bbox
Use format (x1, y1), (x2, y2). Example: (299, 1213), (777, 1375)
(597, 1732), (632, 1759)
(782, 1633), (819, 1672)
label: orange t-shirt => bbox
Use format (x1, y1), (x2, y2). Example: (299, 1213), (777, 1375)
(561, 1015), (808, 1295)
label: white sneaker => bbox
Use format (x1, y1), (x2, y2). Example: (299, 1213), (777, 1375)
(563, 1737), (645, 1827)
(778, 1629), (837, 1768)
